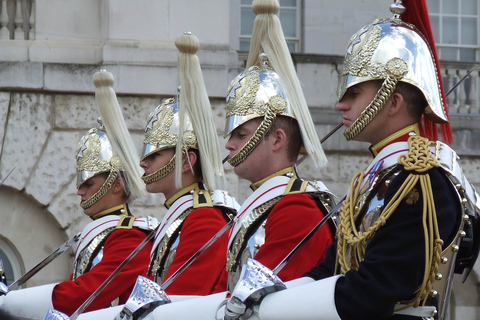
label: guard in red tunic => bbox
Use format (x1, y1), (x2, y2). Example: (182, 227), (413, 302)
(218, 65), (337, 289)
(215, 0), (336, 295)
(139, 32), (239, 296)
(0, 70), (158, 318)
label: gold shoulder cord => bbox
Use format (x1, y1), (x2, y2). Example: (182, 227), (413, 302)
(336, 136), (443, 308)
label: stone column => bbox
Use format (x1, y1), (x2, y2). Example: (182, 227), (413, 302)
(457, 69), (468, 114)
(469, 72), (478, 114)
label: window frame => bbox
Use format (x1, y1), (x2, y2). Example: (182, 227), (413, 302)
(0, 237), (23, 286)
(428, 0), (479, 61)
(239, 0), (302, 53)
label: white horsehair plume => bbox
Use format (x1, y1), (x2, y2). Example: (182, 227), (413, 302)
(247, 0), (327, 169)
(174, 32), (225, 191)
(93, 70), (147, 202)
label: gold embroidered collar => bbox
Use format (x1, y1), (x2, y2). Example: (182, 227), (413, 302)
(165, 182), (201, 209)
(91, 203), (129, 220)
(251, 166), (297, 191)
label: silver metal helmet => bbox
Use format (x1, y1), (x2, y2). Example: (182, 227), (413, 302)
(142, 97), (197, 161)
(224, 61), (294, 167)
(225, 63), (294, 138)
(224, 0), (327, 169)
(75, 126), (123, 189)
(339, 18), (449, 140)
(141, 97), (197, 185)
(75, 123), (125, 209)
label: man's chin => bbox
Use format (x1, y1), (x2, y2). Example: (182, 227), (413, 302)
(83, 209), (95, 217)
(234, 168), (257, 185)
(145, 186), (157, 194)
(233, 166), (247, 180)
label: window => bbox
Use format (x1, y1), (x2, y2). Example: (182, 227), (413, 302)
(427, 0), (479, 61)
(240, 0), (301, 52)
(0, 237), (22, 286)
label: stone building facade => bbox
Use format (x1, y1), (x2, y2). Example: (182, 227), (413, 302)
(0, 0), (478, 318)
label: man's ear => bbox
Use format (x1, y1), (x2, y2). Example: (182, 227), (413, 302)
(181, 150), (198, 173)
(387, 92), (405, 116)
(112, 176), (126, 194)
(271, 128), (287, 152)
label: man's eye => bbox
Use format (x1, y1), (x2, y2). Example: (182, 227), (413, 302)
(237, 131), (249, 138)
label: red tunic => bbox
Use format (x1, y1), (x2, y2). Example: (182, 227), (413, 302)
(51, 227), (153, 316)
(215, 193), (334, 292)
(162, 207), (229, 295)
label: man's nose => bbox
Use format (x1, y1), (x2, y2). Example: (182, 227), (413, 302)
(335, 99), (349, 112)
(225, 138), (234, 151)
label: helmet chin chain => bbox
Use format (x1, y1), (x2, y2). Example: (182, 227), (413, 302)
(142, 154), (177, 185)
(80, 170), (119, 210)
(343, 58), (408, 141)
(227, 115), (274, 167)
(228, 97), (286, 167)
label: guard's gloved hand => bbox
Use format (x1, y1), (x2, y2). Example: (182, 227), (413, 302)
(0, 283), (56, 319)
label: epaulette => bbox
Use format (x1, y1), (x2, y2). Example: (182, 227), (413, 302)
(284, 176), (336, 213)
(284, 176), (308, 194)
(398, 136), (439, 173)
(116, 215), (135, 229)
(193, 189), (213, 208)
